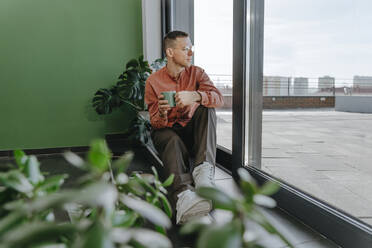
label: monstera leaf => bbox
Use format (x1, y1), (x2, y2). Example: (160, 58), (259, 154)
(93, 56), (151, 115)
(150, 58), (167, 72)
(92, 87), (123, 115)
(92, 55), (157, 144)
(124, 115), (152, 145)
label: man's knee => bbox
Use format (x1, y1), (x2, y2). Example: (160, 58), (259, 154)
(152, 128), (178, 147)
(194, 105), (216, 121)
(153, 128), (187, 150)
(166, 134), (184, 148)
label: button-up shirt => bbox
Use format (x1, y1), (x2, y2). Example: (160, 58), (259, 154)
(145, 65), (224, 129)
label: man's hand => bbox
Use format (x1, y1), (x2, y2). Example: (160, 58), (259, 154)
(175, 91), (201, 108)
(158, 94), (171, 118)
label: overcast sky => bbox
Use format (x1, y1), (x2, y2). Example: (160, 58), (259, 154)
(195, 0), (372, 80)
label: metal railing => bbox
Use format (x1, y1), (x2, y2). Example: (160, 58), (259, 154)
(210, 74), (372, 96)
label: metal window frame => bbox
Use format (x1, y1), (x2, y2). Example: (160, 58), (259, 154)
(229, 0), (372, 247)
(163, 1), (372, 246)
(161, 0), (194, 59)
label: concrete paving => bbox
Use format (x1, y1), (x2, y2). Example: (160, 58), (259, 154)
(216, 108), (372, 226)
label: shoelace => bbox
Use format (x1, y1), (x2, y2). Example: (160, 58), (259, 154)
(195, 166), (214, 181)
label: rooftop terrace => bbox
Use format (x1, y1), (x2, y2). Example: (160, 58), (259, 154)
(216, 108), (372, 227)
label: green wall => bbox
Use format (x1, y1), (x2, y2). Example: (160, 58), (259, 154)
(0, 0), (142, 150)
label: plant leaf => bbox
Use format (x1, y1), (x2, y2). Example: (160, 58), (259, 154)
(92, 88), (115, 115)
(133, 173), (156, 195)
(33, 244), (67, 248)
(87, 140), (112, 173)
(119, 194), (171, 228)
(126, 179), (145, 196)
(253, 194), (277, 208)
(240, 181), (256, 203)
(1, 222), (76, 248)
(0, 211), (26, 238)
(157, 192), (172, 218)
(151, 166), (159, 181)
(112, 210), (138, 228)
(126, 59), (139, 69)
(79, 220), (112, 248)
(13, 150), (27, 170)
(25, 155), (45, 185)
(3, 199), (24, 211)
(196, 222), (242, 248)
(63, 151), (86, 169)
(0, 170), (33, 195)
(155, 225), (167, 235)
(37, 174), (68, 194)
(25, 183), (116, 214)
(197, 187), (236, 211)
(130, 228), (172, 248)
(258, 181), (280, 196)
(110, 227), (132, 244)
(237, 168), (256, 186)
(112, 152), (133, 174)
(248, 210), (294, 248)
(162, 174), (174, 187)
(116, 173), (129, 185)
(76, 183), (117, 212)
(180, 220), (208, 235)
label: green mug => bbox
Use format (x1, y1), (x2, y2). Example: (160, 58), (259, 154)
(162, 91), (176, 107)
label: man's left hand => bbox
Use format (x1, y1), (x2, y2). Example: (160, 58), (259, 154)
(175, 91), (201, 108)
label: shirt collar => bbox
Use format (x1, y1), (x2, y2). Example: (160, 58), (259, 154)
(164, 65), (188, 81)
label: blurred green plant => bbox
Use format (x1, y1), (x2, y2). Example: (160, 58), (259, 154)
(0, 139), (174, 248)
(0, 150), (67, 219)
(92, 56), (167, 144)
(180, 168), (294, 248)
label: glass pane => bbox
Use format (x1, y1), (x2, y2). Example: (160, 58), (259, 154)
(194, 0), (233, 150)
(263, 0), (372, 226)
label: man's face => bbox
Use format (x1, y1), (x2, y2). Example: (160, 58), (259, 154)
(167, 37), (194, 68)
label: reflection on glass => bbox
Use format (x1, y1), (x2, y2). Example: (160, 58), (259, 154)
(262, 0), (372, 226)
(194, 0), (233, 150)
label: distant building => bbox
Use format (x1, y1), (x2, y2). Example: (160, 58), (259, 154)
(353, 76), (372, 94)
(318, 76), (335, 95)
(263, 76), (290, 96)
(294, 77), (309, 95)
(353, 76), (372, 88)
(318, 76), (335, 90)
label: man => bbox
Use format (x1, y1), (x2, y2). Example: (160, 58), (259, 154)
(145, 31), (224, 224)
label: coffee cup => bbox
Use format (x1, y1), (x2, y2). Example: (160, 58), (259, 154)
(161, 91), (176, 107)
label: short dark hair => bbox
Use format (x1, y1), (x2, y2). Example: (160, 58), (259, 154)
(163, 30), (189, 52)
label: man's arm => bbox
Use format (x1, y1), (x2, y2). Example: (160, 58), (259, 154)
(196, 68), (224, 108)
(145, 79), (169, 129)
(174, 68), (224, 108)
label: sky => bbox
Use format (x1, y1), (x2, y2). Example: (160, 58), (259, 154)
(194, 0), (372, 81)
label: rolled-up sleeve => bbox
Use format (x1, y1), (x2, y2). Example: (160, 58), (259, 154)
(145, 79), (168, 129)
(196, 69), (224, 108)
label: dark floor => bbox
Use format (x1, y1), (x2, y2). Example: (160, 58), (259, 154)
(0, 146), (340, 248)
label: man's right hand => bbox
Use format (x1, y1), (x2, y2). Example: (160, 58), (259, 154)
(158, 94), (171, 118)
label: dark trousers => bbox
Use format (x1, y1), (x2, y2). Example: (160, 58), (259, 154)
(151, 105), (217, 203)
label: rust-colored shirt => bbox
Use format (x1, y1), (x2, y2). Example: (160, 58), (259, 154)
(145, 65), (224, 129)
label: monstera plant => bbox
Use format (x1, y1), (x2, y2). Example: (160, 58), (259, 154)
(92, 56), (167, 144)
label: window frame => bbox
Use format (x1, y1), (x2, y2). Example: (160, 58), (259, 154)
(229, 0), (372, 247)
(163, 0), (372, 246)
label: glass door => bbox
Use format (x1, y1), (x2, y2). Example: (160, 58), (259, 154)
(194, 0), (233, 152)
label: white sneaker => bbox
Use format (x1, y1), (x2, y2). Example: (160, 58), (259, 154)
(192, 162), (215, 189)
(176, 189), (212, 224)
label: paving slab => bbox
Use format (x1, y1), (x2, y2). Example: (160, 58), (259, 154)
(216, 109), (372, 226)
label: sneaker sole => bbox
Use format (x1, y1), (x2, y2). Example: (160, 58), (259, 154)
(178, 200), (212, 224)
